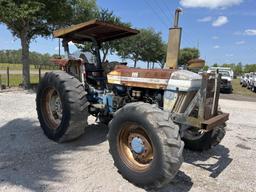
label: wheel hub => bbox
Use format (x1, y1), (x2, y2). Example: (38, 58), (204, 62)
(131, 137), (145, 154)
(43, 88), (63, 129)
(127, 132), (153, 164)
(118, 124), (154, 172)
(54, 97), (62, 118)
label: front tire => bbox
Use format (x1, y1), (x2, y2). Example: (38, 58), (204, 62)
(36, 71), (89, 142)
(182, 124), (226, 151)
(108, 102), (184, 189)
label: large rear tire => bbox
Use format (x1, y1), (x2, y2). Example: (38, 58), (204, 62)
(108, 102), (184, 189)
(182, 124), (226, 151)
(36, 71), (89, 142)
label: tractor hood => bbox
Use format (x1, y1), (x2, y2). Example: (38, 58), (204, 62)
(107, 65), (202, 91)
(167, 70), (202, 92)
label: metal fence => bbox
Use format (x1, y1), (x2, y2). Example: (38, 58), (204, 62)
(0, 65), (58, 89)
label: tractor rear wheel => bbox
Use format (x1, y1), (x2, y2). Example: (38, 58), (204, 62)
(36, 71), (89, 142)
(182, 124), (226, 151)
(108, 102), (184, 190)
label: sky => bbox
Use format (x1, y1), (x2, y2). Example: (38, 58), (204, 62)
(0, 0), (256, 66)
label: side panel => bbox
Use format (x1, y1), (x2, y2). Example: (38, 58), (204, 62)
(107, 67), (174, 89)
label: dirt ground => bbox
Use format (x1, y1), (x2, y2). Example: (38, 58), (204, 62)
(0, 91), (255, 192)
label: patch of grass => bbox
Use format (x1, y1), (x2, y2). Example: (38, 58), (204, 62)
(232, 78), (255, 97)
(0, 74), (39, 87)
(0, 63), (37, 70)
(0, 63), (58, 70)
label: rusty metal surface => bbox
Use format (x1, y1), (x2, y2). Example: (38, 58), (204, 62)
(53, 19), (139, 43)
(202, 113), (229, 131)
(187, 59), (205, 69)
(107, 66), (175, 89)
(51, 58), (82, 67)
(165, 28), (182, 69)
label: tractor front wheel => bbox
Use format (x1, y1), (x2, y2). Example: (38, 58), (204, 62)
(108, 102), (184, 189)
(182, 124), (226, 151)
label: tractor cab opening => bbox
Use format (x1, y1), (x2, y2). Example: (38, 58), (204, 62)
(52, 19), (139, 89)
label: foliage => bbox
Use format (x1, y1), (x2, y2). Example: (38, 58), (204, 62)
(178, 48), (200, 66)
(70, 0), (98, 24)
(0, 0), (97, 88)
(203, 65), (209, 71)
(244, 64), (256, 73)
(116, 28), (164, 68)
(157, 43), (167, 69)
(0, 50), (54, 66)
(140, 29), (164, 69)
(209, 62), (256, 75)
(77, 8), (130, 63)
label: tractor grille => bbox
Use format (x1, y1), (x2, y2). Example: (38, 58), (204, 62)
(172, 91), (197, 113)
(221, 79), (228, 85)
(204, 78), (217, 119)
(172, 75), (219, 120)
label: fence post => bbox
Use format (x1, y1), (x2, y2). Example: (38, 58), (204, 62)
(39, 66), (41, 82)
(7, 67), (10, 87)
(0, 74), (2, 90)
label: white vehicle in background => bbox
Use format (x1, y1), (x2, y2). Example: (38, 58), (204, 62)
(247, 72), (255, 90)
(241, 73), (249, 87)
(208, 67), (233, 93)
(251, 73), (256, 92)
(209, 67), (234, 79)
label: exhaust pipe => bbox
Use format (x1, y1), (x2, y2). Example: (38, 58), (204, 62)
(165, 8), (183, 69)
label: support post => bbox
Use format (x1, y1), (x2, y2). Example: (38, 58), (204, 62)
(7, 67), (10, 87)
(0, 74), (2, 90)
(39, 66), (42, 82)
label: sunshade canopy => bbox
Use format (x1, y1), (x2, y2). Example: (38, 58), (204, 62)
(53, 19), (139, 43)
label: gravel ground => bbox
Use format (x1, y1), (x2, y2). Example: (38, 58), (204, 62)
(0, 91), (255, 192)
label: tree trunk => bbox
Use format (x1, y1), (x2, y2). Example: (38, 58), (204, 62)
(147, 62), (149, 69)
(21, 35), (30, 89)
(152, 62), (155, 69)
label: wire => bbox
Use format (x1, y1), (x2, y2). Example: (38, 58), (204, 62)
(151, 0), (171, 25)
(143, 0), (196, 48)
(142, 0), (169, 28)
(162, 0), (174, 17)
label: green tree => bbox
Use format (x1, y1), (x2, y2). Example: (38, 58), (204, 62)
(78, 8), (130, 63)
(203, 65), (209, 71)
(244, 64), (256, 73)
(156, 43), (167, 69)
(178, 48), (200, 66)
(0, 0), (97, 88)
(140, 28), (163, 69)
(116, 28), (164, 68)
(116, 33), (143, 68)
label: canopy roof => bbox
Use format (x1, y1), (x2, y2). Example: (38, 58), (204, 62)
(53, 19), (139, 43)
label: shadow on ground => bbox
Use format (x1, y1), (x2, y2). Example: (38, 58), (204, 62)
(184, 145), (233, 178)
(150, 145), (232, 192)
(0, 118), (232, 192)
(0, 118), (108, 191)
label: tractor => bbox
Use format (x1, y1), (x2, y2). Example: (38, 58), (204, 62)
(36, 9), (229, 189)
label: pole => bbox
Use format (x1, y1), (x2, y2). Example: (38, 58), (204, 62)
(39, 66), (41, 82)
(7, 67), (9, 87)
(0, 74), (2, 90)
(58, 39), (61, 58)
